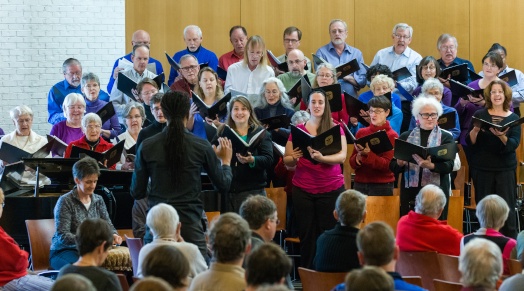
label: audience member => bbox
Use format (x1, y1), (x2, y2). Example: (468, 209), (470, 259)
(142, 245), (191, 291)
(245, 243), (292, 291)
(239, 195), (278, 250)
(57, 218), (122, 291)
(129, 277), (173, 291)
(218, 26), (248, 71)
(396, 184), (463, 255)
(313, 189), (365, 272)
(459, 238), (502, 291)
(189, 213), (251, 291)
(48, 58), (83, 125)
(168, 25), (218, 86)
(51, 274), (96, 291)
(170, 54), (200, 95)
(137, 203), (206, 278)
(131, 197), (148, 240)
(345, 266), (394, 291)
(500, 250), (524, 290)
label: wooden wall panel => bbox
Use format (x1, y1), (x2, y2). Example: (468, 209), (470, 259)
(470, 0), (524, 73)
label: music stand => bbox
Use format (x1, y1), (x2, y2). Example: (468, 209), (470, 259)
(23, 158), (79, 197)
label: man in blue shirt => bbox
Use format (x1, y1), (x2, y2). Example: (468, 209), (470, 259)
(107, 30), (164, 94)
(47, 58), (83, 125)
(315, 19), (367, 98)
(167, 25), (218, 86)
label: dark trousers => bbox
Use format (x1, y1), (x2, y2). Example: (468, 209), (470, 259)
(401, 100), (412, 133)
(49, 248), (79, 270)
(292, 185), (344, 268)
(471, 168), (518, 238)
(229, 188), (266, 213)
(354, 182), (394, 196)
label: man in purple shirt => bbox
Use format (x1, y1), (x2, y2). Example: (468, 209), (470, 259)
(47, 58), (83, 125)
(315, 19), (367, 97)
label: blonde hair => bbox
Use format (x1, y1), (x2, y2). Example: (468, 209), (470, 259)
(243, 35), (268, 67)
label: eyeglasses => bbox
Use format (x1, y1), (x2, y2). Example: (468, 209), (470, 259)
(132, 41), (150, 46)
(248, 51), (263, 56)
(317, 74), (334, 79)
(284, 39), (299, 44)
(490, 90), (504, 95)
(287, 59), (305, 65)
(368, 109), (385, 115)
(422, 65), (437, 71)
(483, 62), (499, 69)
(152, 106), (162, 112)
(68, 105), (85, 110)
(65, 72), (82, 78)
(126, 115), (142, 120)
(331, 29), (346, 34)
(419, 113), (438, 119)
(141, 90), (158, 96)
(269, 217), (280, 225)
(16, 118), (32, 124)
(440, 45), (456, 51)
(179, 65), (199, 72)
(393, 34), (411, 40)
(86, 125), (101, 130)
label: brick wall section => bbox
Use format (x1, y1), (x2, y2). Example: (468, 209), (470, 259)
(0, 0), (125, 133)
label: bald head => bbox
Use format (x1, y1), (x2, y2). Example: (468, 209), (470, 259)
(132, 45), (150, 75)
(286, 49), (306, 77)
(132, 30), (151, 47)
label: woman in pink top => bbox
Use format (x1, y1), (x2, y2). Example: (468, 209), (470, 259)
(284, 89), (347, 268)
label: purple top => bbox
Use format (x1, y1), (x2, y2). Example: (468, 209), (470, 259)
(412, 85), (453, 107)
(50, 120), (84, 155)
(454, 80), (483, 146)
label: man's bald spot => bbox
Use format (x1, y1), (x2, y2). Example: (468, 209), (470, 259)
(132, 30), (151, 45)
(288, 49), (304, 60)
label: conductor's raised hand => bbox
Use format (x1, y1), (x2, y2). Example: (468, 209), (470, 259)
(213, 137), (233, 165)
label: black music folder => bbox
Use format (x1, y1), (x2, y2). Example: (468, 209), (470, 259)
(47, 135), (68, 157)
(312, 53), (328, 68)
(217, 66), (227, 81)
(472, 116), (524, 132)
(440, 63), (468, 83)
(392, 67), (412, 82)
(267, 50), (288, 72)
(165, 52), (180, 71)
(500, 70), (518, 87)
(394, 139), (457, 163)
(117, 73), (164, 101)
(287, 79), (302, 103)
(344, 92), (370, 126)
(311, 54), (360, 79)
(96, 101), (116, 125)
(468, 69), (482, 82)
(291, 125), (341, 163)
(219, 125), (266, 155)
(69, 140), (125, 168)
(321, 83), (342, 112)
(437, 111), (456, 130)
(449, 79), (484, 99)
(272, 142), (285, 156)
(259, 115), (291, 131)
(340, 122), (393, 154)
(0, 135), (68, 164)
(192, 92), (232, 119)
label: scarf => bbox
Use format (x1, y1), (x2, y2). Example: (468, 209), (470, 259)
(405, 125), (442, 187)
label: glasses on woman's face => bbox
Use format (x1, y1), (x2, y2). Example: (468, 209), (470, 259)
(422, 65), (436, 71)
(419, 113), (438, 120)
(86, 124), (101, 131)
(317, 74), (333, 79)
(368, 109), (385, 115)
(126, 114), (142, 120)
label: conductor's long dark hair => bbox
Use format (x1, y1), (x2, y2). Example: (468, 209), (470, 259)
(161, 91), (190, 185)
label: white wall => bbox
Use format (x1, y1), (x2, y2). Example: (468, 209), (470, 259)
(0, 0), (125, 133)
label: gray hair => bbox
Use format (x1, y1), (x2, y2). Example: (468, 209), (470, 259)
(62, 93), (86, 112)
(51, 273), (96, 291)
(179, 54), (198, 65)
(146, 203), (179, 238)
(62, 58), (81, 74)
(414, 184), (447, 217)
(150, 92), (164, 107)
(476, 194), (509, 230)
(411, 95), (443, 121)
(437, 33), (458, 50)
(239, 195), (277, 230)
(291, 110), (310, 125)
(256, 77), (293, 110)
(81, 72), (101, 88)
(313, 63), (337, 88)
(183, 25), (202, 38)
(329, 19), (348, 32)
(210, 212), (251, 263)
(123, 101), (146, 124)
(459, 238), (502, 288)
(370, 74), (395, 92)
(9, 105), (33, 121)
(81, 113), (102, 129)
(421, 78), (444, 96)
(392, 23), (413, 38)
(336, 190), (367, 227)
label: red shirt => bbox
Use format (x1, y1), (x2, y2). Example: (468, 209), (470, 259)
(218, 50), (243, 71)
(0, 227), (28, 286)
(64, 136), (116, 170)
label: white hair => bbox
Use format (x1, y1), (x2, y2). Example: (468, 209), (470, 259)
(81, 113), (102, 129)
(392, 23), (413, 38)
(421, 78), (444, 95)
(459, 238), (502, 288)
(476, 194), (509, 230)
(414, 184), (446, 216)
(411, 95), (443, 121)
(146, 203), (180, 238)
(183, 25), (202, 38)
(9, 105), (33, 121)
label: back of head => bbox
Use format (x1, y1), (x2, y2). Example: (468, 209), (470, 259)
(414, 184), (446, 218)
(459, 238), (502, 288)
(239, 195), (277, 230)
(357, 222), (395, 266)
(336, 189), (367, 227)
(476, 194), (509, 230)
(210, 212), (251, 263)
(146, 203), (179, 238)
(52, 274), (96, 291)
(142, 244), (190, 289)
(245, 243), (292, 287)
(130, 277), (173, 291)
(345, 266), (394, 291)
(75, 218), (113, 256)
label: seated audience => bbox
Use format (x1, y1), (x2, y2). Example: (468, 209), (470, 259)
(239, 195), (278, 250)
(0, 187), (54, 290)
(333, 221), (425, 291)
(50, 157), (122, 270)
(57, 218), (122, 291)
(245, 243), (292, 291)
(48, 58), (83, 125)
(50, 93), (86, 147)
(396, 184), (463, 256)
(500, 251), (524, 290)
(82, 72), (120, 140)
(113, 101), (145, 170)
(51, 274), (96, 291)
(461, 194), (516, 274)
(459, 238), (502, 291)
(137, 203), (206, 278)
(129, 277), (173, 291)
(142, 245), (191, 291)
(64, 113), (116, 170)
(189, 213), (251, 291)
(314, 189), (366, 272)
(345, 266), (394, 291)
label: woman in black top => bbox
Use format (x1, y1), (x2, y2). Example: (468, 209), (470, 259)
(467, 80), (521, 238)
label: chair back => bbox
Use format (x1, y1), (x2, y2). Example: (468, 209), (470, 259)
(508, 258), (523, 275)
(396, 251), (442, 291)
(433, 279), (462, 291)
(25, 219), (55, 272)
(266, 187), (287, 232)
(117, 229), (134, 241)
(361, 195), (400, 234)
(205, 211), (221, 225)
(437, 253), (461, 282)
(447, 190), (464, 233)
(402, 276), (423, 287)
(117, 273), (130, 291)
(343, 145), (355, 189)
(298, 267), (347, 291)
(125, 234), (143, 277)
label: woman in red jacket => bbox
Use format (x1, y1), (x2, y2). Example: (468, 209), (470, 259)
(349, 96), (398, 196)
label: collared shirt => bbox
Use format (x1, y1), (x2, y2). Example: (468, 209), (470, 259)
(168, 46), (219, 86)
(315, 42), (367, 97)
(189, 262), (246, 291)
(47, 79), (82, 125)
(479, 66), (524, 105)
(277, 71), (316, 91)
(110, 68), (157, 123)
(107, 53), (164, 93)
(218, 50), (243, 71)
(224, 62), (275, 98)
(371, 46), (422, 94)
(277, 54), (313, 73)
